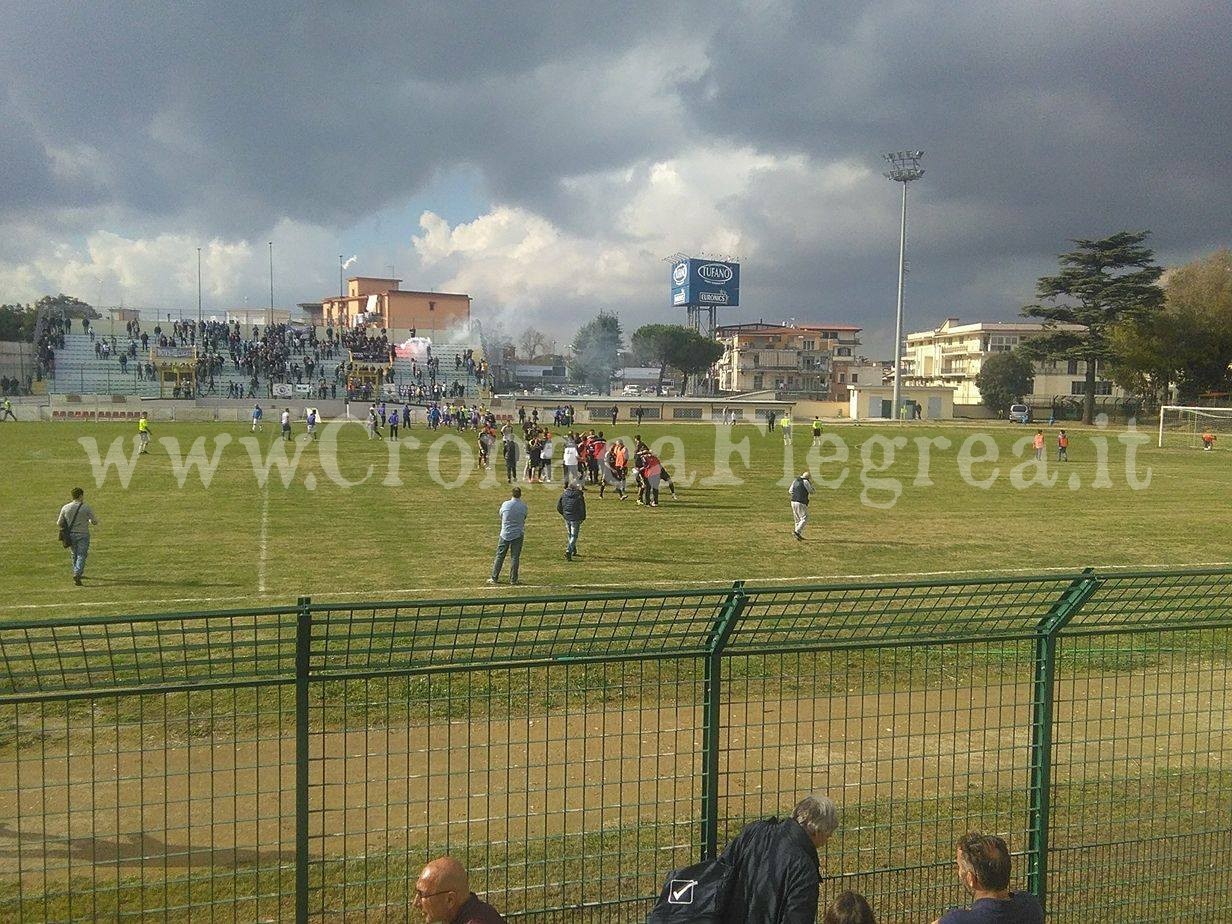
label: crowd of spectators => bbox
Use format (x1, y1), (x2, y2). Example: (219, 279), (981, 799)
(47, 315), (490, 400)
(0, 375), (32, 395)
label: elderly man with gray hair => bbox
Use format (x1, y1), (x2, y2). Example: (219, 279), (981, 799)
(718, 792), (839, 924)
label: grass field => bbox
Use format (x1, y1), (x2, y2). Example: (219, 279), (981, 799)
(2, 417), (1228, 617)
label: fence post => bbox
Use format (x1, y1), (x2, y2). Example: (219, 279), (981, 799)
(1026, 570), (1100, 911)
(295, 596), (312, 924)
(700, 581), (748, 860)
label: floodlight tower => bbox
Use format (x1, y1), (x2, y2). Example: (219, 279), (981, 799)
(883, 150), (924, 420)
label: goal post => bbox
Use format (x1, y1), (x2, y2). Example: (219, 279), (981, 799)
(1158, 405), (1232, 448)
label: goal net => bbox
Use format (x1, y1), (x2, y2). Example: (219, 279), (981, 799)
(1157, 405), (1232, 448)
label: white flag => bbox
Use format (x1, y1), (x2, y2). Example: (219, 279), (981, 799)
(342, 255), (357, 270)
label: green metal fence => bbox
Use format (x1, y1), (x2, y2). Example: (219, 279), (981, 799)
(0, 567), (1228, 922)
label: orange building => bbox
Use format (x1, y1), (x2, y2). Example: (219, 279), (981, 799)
(322, 277), (471, 338)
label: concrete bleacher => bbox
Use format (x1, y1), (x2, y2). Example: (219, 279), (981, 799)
(49, 332), (487, 398)
(48, 334), (159, 397)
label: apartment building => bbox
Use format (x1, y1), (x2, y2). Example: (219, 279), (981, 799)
(715, 321), (862, 398)
(904, 317), (1124, 411)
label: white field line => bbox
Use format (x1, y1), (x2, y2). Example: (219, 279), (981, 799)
(257, 487), (270, 594)
(4, 560), (1232, 612)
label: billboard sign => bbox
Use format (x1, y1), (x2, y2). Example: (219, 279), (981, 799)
(669, 258), (740, 307)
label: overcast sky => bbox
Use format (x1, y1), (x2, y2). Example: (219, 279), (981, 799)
(2, 1), (1228, 355)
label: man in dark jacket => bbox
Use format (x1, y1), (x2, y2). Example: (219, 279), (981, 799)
(413, 856), (505, 923)
(556, 480), (587, 560)
(720, 793), (838, 924)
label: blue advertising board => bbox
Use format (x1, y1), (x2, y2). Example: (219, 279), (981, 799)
(670, 258), (740, 308)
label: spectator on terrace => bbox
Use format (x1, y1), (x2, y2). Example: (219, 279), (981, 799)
(932, 833), (1042, 924)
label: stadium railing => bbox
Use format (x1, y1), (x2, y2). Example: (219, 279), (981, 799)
(0, 567), (1227, 921)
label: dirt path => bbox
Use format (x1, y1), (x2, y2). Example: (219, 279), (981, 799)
(0, 662), (1226, 881)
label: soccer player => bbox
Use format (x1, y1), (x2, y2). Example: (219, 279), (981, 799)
(137, 411), (151, 454)
(1033, 430), (1045, 461)
(1057, 429), (1068, 461)
(1202, 430), (1216, 451)
(812, 417), (822, 446)
(251, 403), (263, 431)
(306, 407), (318, 440)
(280, 408), (292, 441)
(781, 416), (793, 444)
(367, 405), (383, 440)
(388, 408), (399, 440)
(0, 397), (15, 421)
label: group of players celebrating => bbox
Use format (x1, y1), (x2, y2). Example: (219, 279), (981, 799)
(499, 419), (677, 506)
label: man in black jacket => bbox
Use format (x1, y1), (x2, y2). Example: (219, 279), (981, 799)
(556, 480), (586, 560)
(720, 793), (838, 924)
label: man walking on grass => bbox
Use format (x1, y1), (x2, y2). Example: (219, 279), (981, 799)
(789, 470), (814, 541)
(57, 487), (99, 586)
(556, 480), (586, 561)
(489, 486), (528, 585)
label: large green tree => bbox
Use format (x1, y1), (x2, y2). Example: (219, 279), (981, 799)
(1107, 248), (1232, 405)
(669, 330), (724, 394)
(567, 312), (623, 389)
(974, 350), (1035, 416)
(0, 304), (37, 341)
(35, 294), (100, 321)
(1021, 231), (1164, 423)
(630, 323), (690, 393)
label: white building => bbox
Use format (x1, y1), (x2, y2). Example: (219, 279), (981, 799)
(904, 318), (1125, 414)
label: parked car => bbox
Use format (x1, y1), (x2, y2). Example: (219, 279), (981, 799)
(621, 384), (642, 396)
(1009, 403), (1031, 423)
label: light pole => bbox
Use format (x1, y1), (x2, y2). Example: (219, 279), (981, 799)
(197, 247), (202, 326)
(883, 150), (924, 420)
(268, 241), (274, 329)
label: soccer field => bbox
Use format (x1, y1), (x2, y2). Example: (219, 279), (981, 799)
(2, 417), (1227, 617)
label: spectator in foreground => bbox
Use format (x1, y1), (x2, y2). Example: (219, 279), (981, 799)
(719, 792), (839, 924)
(413, 856), (505, 923)
(57, 486), (99, 586)
(824, 890), (876, 924)
(932, 833), (1043, 924)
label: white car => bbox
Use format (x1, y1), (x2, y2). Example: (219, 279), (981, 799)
(621, 385), (642, 396)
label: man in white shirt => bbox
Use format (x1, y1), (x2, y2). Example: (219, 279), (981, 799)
(562, 439), (580, 485)
(540, 434), (554, 483)
(280, 408), (292, 441)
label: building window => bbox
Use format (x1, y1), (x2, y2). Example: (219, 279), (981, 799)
(851, 374), (858, 384)
(753, 373), (763, 389)
(839, 373), (846, 383)
(429, 301), (436, 311)
(803, 340), (815, 351)
(752, 353), (760, 367)
(837, 347), (852, 357)
(1067, 359), (1079, 375)
(672, 407), (702, 419)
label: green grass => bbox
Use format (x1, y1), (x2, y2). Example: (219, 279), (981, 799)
(1, 418), (1227, 618)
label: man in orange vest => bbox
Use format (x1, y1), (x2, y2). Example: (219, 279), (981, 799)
(1201, 430), (1216, 451)
(1057, 430), (1069, 461)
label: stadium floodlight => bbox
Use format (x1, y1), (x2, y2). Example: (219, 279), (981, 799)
(883, 150), (924, 420)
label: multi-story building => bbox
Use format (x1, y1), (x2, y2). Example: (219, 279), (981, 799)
(715, 321), (862, 398)
(904, 317), (1125, 412)
(322, 277), (470, 338)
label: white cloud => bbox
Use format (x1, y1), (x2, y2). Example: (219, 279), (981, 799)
(0, 219), (337, 311)
(407, 146), (898, 334)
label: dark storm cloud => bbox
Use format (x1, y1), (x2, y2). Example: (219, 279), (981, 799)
(675, 1), (1232, 334)
(0, 1), (695, 232)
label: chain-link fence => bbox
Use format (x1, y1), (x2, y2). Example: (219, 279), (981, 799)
(0, 568), (1228, 921)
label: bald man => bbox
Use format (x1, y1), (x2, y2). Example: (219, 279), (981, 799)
(413, 856), (506, 924)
